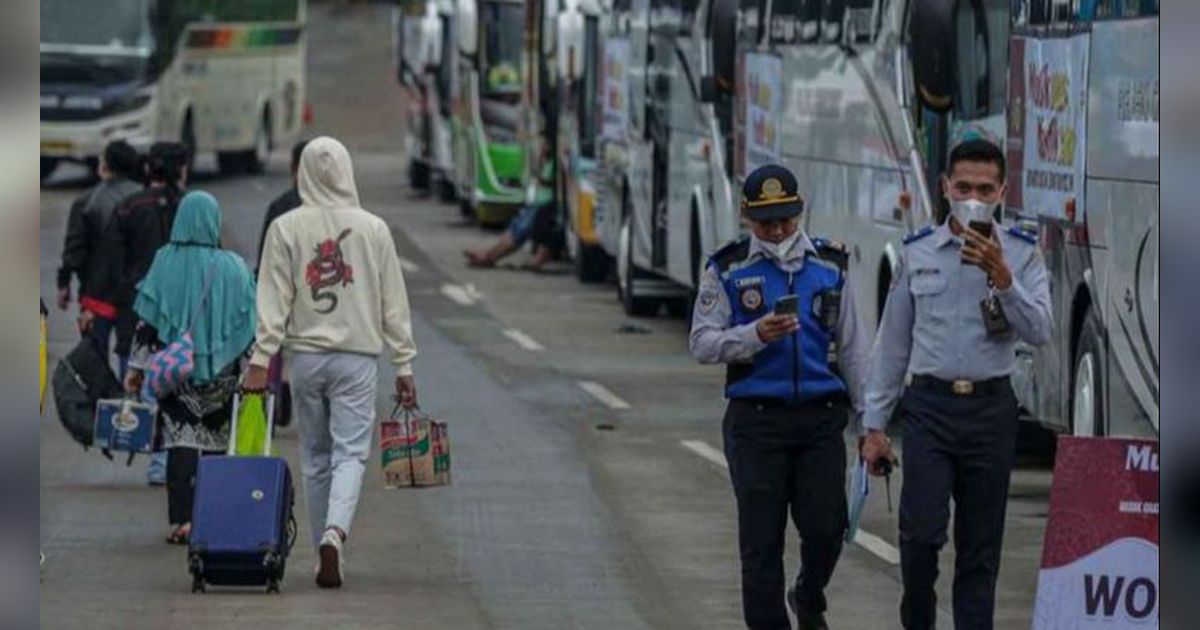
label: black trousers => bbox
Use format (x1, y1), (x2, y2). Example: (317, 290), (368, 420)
(897, 385), (1019, 630)
(166, 448), (221, 525)
(722, 398), (849, 630)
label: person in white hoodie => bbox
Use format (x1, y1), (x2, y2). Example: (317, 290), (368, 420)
(244, 136), (418, 589)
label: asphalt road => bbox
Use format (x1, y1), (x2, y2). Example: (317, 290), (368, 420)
(38, 4), (1053, 628)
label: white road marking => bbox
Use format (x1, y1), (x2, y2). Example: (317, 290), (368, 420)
(678, 439), (901, 566)
(851, 529), (901, 565)
(440, 283), (476, 306)
(681, 439), (728, 469)
(397, 257), (420, 274)
(503, 329), (545, 352)
(464, 283), (484, 301)
(577, 381), (631, 410)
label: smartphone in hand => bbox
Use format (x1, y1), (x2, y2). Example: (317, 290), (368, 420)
(774, 294), (799, 316)
(967, 220), (994, 239)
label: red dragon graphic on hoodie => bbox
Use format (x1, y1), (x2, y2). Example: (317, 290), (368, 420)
(305, 228), (354, 313)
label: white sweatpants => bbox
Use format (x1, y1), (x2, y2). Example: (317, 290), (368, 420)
(288, 352), (378, 551)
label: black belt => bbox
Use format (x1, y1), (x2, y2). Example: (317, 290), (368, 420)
(910, 374), (1010, 397)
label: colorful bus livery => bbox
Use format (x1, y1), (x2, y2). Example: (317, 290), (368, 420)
(184, 24), (303, 50)
(39, 0), (307, 180)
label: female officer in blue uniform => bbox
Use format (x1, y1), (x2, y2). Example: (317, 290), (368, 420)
(690, 164), (871, 630)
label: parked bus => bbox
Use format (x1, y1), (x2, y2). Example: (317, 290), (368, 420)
(452, 0), (528, 226)
(40, 0), (307, 179)
(1009, 0), (1158, 437)
(395, 0), (458, 201)
(594, 0), (742, 316)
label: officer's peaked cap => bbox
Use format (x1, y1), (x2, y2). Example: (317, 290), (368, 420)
(741, 164), (804, 220)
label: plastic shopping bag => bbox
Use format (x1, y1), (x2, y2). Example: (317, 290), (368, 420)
(234, 392), (272, 456)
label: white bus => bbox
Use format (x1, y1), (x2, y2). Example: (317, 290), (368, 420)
(594, 0), (741, 316)
(728, 0), (1158, 437)
(1005, 0), (1159, 438)
(40, 0), (307, 180)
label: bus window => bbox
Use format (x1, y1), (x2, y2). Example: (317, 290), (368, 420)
(480, 1), (522, 100)
(845, 0), (876, 44)
(952, 0), (1008, 120)
(1086, 0), (1159, 20)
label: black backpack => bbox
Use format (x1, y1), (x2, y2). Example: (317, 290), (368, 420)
(52, 339), (121, 449)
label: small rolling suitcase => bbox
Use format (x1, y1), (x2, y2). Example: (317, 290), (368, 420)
(188, 392), (295, 593)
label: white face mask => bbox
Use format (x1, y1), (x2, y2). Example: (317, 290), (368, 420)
(948, 198), (997, 227)
(761, 230), (802, 260)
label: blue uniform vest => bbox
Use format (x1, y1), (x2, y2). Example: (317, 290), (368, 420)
(710, 238), (847, 403)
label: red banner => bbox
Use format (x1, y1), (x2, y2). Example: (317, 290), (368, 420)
(1032, 437), (1159, 628)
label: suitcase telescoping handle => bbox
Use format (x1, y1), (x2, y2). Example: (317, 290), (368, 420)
(227, 390), (276, 456)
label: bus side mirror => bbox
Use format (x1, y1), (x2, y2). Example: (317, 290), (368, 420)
(909, 0), (957, 112)
(710, 0), (737, 92)
(457, 0), (478, 56)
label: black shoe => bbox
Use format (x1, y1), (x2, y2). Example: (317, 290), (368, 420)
(787, 586), (829, 630)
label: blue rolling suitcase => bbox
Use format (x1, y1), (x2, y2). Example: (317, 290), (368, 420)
(188, 393), (295, 593)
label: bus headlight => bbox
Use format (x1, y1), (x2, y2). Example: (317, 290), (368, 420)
(108, 87), (156, 117)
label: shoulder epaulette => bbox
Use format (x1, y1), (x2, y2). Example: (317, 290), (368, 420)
(1004, 225), (1037, 244)
(902, 225), (935, 245)
(810, 236), (849, 272)
(709, 237), (751, 272)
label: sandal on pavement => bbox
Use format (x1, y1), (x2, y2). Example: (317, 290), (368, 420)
(166, 524), (191, 545)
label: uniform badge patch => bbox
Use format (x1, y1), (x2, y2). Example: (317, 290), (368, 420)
(739, 286), (765, 313)
(760, 178), (785, 200)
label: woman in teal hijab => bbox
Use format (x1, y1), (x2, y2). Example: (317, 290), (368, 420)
(126, 191), (257, 544)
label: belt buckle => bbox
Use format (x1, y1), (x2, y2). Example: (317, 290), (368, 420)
(952, 380), (974, 396)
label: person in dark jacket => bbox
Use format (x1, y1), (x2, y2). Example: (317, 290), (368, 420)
(110, 142), (191, 357)
(56, 140), (143, 370)
(253, 139), (308, 429)
(110, 141), (191, 486)
(256, 139), (308, 271)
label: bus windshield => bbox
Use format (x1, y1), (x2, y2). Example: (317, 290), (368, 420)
(40, 0), (153, 57)
(480, 1), (523, 97)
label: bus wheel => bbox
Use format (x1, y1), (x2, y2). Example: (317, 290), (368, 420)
(40, 157), (59, 182)
(1071, 312), (1105, 436)
(409, 160), (430, 190)
(618, 214), (660, 317)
